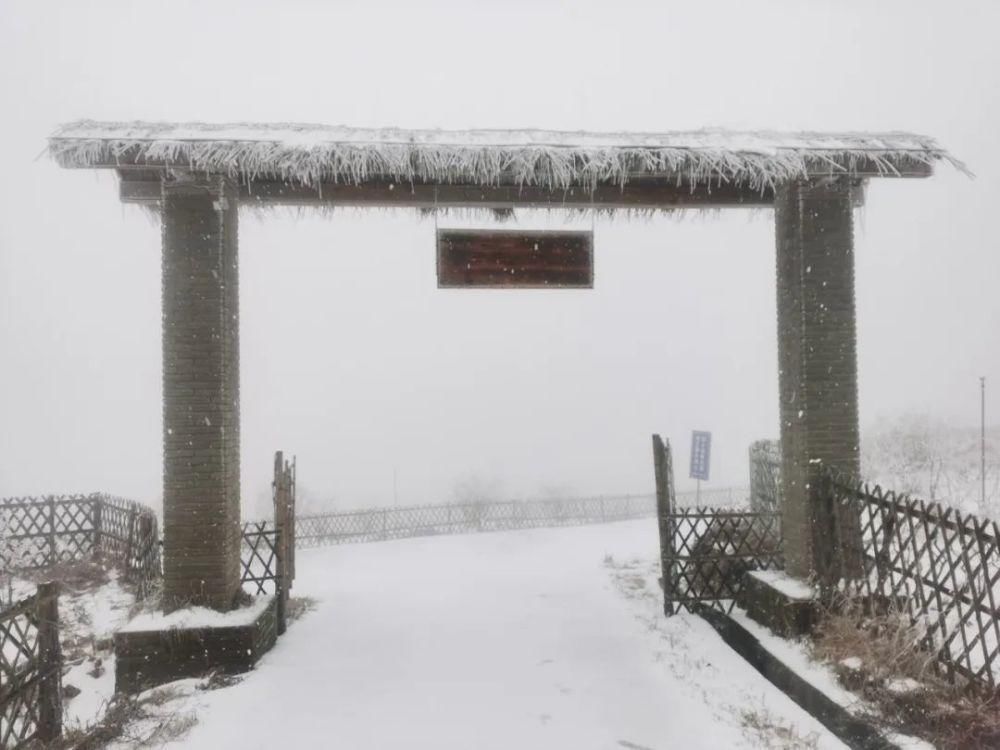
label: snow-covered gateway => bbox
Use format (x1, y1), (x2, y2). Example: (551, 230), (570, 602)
(49, 121), (961, 614)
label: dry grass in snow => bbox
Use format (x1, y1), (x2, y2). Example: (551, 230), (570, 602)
(812, 599), (1000, 749)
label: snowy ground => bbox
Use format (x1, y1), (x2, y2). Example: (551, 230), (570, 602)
(8, 562), (135, 733)
(114, 519), (844, 749)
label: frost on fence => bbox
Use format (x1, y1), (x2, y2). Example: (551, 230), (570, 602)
(92, 494), (161, 591)
(826, 471), (1000, 691)
(0, 495), (160, 597)
(0, 495), (97, 570)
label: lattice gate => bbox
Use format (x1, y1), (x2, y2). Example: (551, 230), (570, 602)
(653, 434), (783, 615)
(662, 508), (783, 614)
(239, 451), (296, 634)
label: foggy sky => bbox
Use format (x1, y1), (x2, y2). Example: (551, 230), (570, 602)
(1, 0), (997, 518)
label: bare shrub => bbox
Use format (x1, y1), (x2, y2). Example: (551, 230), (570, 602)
(52, 685), (199, 749)
(813, 598), (934, 685)
(286, 595), (318, 623)
(740, 707), (820, 749)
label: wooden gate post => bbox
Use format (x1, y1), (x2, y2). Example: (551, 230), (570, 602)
(275, 527), (287, 635)
(46, 496), (57, 567)
(273, 451), (288, 635)
(288, 457), (296, 585)
(652, 434), (677, 616)
(92, 494), (103, 561)
(36, 581), (62, 743)
(136, 513), (155, 596)
(126, 508), (138, 570)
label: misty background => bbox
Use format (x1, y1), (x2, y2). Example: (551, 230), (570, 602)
(1, 0), (997, 519)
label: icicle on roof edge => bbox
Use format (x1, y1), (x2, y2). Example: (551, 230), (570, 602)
(48, 120), (969, 194)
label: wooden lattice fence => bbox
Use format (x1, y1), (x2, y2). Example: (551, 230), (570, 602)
(0, 458), (294, 746)
(651, 436), (1000, 693)
(292, 494), (659, 548)
(824, 470), (1000, 692)
(0, 582), (61, 748)
(240, 452), (297, 633)
(653, 434), (782, 615)
(92, 495), (161, 597)
(661, 508), (784, 615)
(0, 495), (96, 570)
(0, 495), (160, 597)
(241, 522), (280, 597)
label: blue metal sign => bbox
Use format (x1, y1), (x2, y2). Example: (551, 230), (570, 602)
(690, 431), (712, 481)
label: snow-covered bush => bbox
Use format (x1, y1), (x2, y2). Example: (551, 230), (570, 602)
(862, 414), (999, 519)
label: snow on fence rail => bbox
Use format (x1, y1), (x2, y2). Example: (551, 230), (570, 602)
(0, 494), (160, 598)
(825, 470), (1000, 692)
(0, 582), (62, 748)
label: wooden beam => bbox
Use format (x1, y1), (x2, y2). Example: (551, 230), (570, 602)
(119, 178), (161, 204)
(243, 179), (776, 209)
(120, 176), (776, 210)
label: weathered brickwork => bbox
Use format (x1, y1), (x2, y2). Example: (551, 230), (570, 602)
(774, 179), (861, 579)
(161, 176), (241, 610)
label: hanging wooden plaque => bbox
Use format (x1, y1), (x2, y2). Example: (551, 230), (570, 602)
(436, 229), (594, 289)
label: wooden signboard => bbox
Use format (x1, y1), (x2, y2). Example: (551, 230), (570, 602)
(436, 229), (593, 289)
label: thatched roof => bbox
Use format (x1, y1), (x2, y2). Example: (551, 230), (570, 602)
(48, 120), (964, 195)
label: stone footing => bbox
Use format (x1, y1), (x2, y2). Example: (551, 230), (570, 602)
(114, 596), (277, 694)
(737, 569), (819, 637)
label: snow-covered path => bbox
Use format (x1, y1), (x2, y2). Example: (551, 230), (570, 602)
(164, 519), (843, 749)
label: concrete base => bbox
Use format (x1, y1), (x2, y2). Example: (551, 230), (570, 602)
(114, 596), (278, 694)
(737, 569), (819, 637)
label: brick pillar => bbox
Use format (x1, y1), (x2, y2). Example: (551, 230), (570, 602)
(774, 178), (861, 580)
(161, 175), (241, 611)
